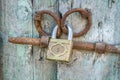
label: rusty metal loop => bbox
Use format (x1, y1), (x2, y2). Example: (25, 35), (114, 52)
(61, 8), (92, 37)
(34, 10), (61, 37)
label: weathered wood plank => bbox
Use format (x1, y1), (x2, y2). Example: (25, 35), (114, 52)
(0, 0), (33, 80)
(58, 0), (120, 80)
(0, 0), (3, 79)
(33, 0), (59, 80)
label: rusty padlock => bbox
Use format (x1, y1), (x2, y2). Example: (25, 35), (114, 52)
(47, 23), (73, 62)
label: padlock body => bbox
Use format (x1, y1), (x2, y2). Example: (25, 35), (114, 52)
(47, 38), (73, 62)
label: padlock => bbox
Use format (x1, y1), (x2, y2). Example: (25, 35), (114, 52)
(47, 23), (73, 62)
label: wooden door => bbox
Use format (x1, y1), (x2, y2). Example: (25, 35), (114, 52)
(0, 0), (120, 80)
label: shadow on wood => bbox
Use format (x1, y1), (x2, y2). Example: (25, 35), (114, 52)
(0, 36), (3, 80)
(0, 0), (3, 79)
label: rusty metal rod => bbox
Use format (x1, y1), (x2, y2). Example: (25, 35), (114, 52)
(9, 37), (41, 45)
(73, 41), (120, 53)
(8, 37), (120, 54)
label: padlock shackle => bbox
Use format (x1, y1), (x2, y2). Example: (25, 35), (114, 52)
(52, 25), (58, 39)
(67, 23), (73, 40)
(52, 23), (73, 40)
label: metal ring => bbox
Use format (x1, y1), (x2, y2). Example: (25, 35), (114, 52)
(61, 8), (92, 37)
(34, 10), (61, 37)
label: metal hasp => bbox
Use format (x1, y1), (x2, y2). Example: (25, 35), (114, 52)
(8, 8), (120, 55)
(9, 37), (120, 54)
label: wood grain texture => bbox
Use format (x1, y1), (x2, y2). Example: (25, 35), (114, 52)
(1, 0), (120, 80)
(32, 0), (59, 80)
(0, 0), (33, 80)
(58, 0), (120, 80)
(0, 0), (3, 79)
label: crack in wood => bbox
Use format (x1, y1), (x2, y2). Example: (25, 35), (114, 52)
(108, 0), (115, 8)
